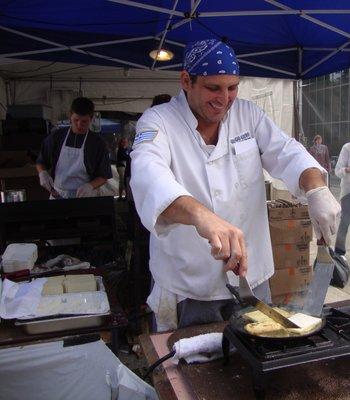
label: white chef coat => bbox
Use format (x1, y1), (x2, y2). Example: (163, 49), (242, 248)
(130, 90), (323, 302)
(335, 142), (350, 200)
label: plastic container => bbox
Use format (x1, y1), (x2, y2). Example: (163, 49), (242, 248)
(2, 243), (38, 273)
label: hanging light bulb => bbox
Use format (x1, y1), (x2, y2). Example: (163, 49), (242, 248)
(149, 48), (174, 62)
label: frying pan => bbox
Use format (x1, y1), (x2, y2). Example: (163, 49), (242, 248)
(227, 285), (326, 341)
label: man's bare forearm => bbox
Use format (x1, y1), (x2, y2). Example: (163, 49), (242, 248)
(299, 167), (326, 192)
(159, 195), (211, 226)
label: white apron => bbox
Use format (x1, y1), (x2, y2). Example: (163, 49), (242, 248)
(53, 128), (94, 199)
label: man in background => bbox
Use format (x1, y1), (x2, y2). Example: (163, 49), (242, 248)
(36, 97), (112, 199)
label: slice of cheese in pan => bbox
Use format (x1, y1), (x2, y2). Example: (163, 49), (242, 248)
(244, 307), (291, 323)
(245, 321), (289, 337)
(244, 309), (322, 337)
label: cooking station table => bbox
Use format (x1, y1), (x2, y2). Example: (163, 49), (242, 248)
(0, 308), (128, 354)
(139, 300), (350, 400)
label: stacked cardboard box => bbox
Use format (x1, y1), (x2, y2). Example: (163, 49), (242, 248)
(267, 200), (313, 303)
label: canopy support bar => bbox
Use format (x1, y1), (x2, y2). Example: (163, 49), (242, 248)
(151, 0), (181, 70)
(107, 0), (183, 17)
(239, 59), (296, 77)
(301, 40), (350, 76)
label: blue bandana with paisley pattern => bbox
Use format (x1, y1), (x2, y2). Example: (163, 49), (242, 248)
(183, 39), (239, 76)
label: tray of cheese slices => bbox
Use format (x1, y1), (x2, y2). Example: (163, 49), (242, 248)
(15, 274), (111, 334)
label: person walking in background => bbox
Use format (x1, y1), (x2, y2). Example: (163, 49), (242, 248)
(309, 134), (331, 173)
(116, 137), (130, 200)
(335, 142), (350, 256)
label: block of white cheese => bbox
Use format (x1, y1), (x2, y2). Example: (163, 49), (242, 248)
(64, 274), (95, 282)
(41, 274), (98, 295)
(42, 282), (64, 295)
(42, 276), (65, 295)
(287, 313), (322, 334)
(46, 275), (65, 284)
(63, 278), (97, 293)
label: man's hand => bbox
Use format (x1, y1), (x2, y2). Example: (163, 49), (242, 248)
(195, 213), (248, 276)
(306, 186), (341, 245)
(39, 170), (54, 192)
(345, 167), (350, 173)
(159, 195), (248, 276)
(76, 183), (95, 198)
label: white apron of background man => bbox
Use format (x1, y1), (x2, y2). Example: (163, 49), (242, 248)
(53, 128), (98, 199)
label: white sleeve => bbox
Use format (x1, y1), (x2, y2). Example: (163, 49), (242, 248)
(130, 108), (192, 237)
(251, 105), (327, 200)
(335, 145), (349, 178)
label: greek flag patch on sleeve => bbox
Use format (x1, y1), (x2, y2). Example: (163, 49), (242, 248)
(133, 130), (158, 146)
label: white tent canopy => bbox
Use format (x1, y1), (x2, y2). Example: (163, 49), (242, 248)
(0, 60), (294, 136)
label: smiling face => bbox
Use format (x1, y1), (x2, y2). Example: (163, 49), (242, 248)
(181, 71), (239, 128)
(70, 113), (93, 134)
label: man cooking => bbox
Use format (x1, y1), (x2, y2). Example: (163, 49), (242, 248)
(130, 39), (340, 332)
(36, 97), (112, 199)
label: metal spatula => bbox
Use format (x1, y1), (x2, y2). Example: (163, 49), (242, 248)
(302, 238), (335, 317)
(238, 276), (300, 328)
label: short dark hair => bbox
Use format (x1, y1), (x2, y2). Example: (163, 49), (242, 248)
(70, 97), (95, 117)
(151, 94), (172, 107)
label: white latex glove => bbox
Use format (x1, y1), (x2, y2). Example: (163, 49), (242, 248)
(306, 186), (341, 245)
(76, 183), (95, 198)
(39, 170), (54, 192)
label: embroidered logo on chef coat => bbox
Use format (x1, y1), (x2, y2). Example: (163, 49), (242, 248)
(133, 130), (158, 146)
(230, 132), (251, 144)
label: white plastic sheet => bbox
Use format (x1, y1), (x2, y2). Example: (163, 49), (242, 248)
(0, 278), (46, 319)
(0, 339), (158, 400)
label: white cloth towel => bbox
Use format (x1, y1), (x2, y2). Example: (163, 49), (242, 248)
(172, 332), (224, 364)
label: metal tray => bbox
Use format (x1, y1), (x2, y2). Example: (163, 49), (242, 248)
(14, 275), (111, 335)
(15, 312), (111, 335)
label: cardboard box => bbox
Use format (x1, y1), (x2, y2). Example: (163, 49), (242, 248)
(269, 219), (312, 245)
(271, 291), (306, 307)
(267, 201), (309, 220)
(271, 188), (294, 202)
(272, 243), (310, 269)
(269, 265), (313, 296)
